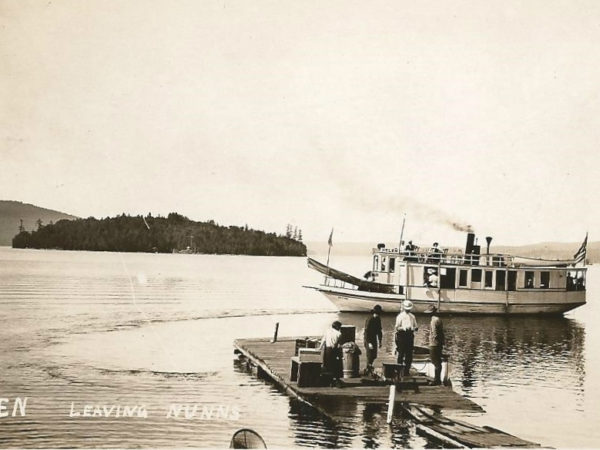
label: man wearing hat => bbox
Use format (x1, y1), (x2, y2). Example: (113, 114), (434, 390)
(320, 320), (343, 386)
(395, 300), (418, 376)
(363, 304), (383, 374)
(425, 305), (445, 385)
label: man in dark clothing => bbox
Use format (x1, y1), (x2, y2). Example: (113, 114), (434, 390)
(363, 304), (383, 374)
(425, 305), (445, 385)
(404, 241), (417, 261)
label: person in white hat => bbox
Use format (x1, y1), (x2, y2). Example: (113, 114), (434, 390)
(394, 300), (418, 375)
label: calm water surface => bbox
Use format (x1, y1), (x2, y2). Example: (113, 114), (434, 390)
(0, 247), (598, 448)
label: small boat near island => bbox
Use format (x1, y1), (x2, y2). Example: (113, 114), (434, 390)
(307, 232), (587, 315)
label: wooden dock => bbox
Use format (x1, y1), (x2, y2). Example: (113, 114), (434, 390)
(234, 337), (539, 448)
(405, 405), (539, 448)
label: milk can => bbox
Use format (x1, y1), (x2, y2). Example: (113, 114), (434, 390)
(341, 342), (361, 378)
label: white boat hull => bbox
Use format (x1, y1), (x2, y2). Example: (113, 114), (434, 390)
(316, 285), (585, 314)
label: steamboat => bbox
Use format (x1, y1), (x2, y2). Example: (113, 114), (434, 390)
(307, 232), (587, 314)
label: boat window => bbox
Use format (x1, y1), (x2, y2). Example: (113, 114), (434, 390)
(580, 271), (586, 290)
(440, 268), (456, 289)
(459, 270), (468, 287)
(567, 270), (586, 291)
(484, 271), (493, 288)
(492, 256), (505, 267)
(373, 255), (379, 272)
(495, 270), (506, 291)
(525, 271), (535, 288)
(540, 271), (550, 289)
(389, 257), (396, 273)
(381, 256), (387, 272)
(507, 271), (517, 291)
(472, 269), (482, 283)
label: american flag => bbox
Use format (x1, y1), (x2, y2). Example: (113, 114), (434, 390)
(328, 228), (334, 247)
(573, 233), (588, 266)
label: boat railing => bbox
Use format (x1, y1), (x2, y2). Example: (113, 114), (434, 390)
(381, 248), (515, 267)
(375, 247), (580, 268)
(323, 276), (359, 290)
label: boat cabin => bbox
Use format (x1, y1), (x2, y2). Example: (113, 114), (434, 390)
(370, 233), (586, 294)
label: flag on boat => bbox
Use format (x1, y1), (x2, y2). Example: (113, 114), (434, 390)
(328, 228), (334, 247)
(573, 233), (588, 266)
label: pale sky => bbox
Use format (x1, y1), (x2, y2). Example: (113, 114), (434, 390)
(2, 0), (599, 246)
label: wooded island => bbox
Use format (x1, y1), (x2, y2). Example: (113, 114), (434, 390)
(12, 213), (306, 256)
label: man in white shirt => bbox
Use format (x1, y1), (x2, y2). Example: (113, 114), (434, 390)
(395, 300), (418, 375)
(427, 268), (439, 288)
(320, 320), (342, 386)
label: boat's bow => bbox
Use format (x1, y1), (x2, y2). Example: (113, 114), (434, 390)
(307, 257), (395, 294)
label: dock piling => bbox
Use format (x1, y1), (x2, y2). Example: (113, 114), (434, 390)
(271, 322), (279, 343)
(386, 384), (396, 424)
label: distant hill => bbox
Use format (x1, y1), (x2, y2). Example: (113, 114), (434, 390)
(0, 200), (77, 246)
(306, 241), (374, 257)
(492, 242), (598, 264)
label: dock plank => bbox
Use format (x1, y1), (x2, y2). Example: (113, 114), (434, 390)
(405, 405), (539, 448)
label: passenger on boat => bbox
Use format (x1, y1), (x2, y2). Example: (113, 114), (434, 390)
(429, 242), (443, 262)
(404, 241), (417, 261)
(395, 300), (418, 376)
(363, 304), (383, 375)
(425, 305), (445, 385)
(320, 320), (343, 387)
(427, 268), (439, 288)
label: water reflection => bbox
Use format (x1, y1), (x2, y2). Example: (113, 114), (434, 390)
(289, 399), (355, 448)
(361, 403), (384, 448)
(444, 315), (585, 396)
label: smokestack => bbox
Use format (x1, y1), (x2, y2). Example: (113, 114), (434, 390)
(465, 233), (475, 255)
(485, 236), (492, 255)
(465, 232), (476, 265)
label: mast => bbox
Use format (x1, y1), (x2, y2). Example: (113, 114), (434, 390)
(398, 214), (406, 256)
(398, 215), (406, 295)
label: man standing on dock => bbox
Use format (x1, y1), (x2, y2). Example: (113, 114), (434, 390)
(395, 300), (418, 376)
(363, 304), (383, 375)
(320, 320), (343, 387)
(425, 305), (445, 385)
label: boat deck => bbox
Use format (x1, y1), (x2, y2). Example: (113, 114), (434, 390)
(233, 337), (539, 448)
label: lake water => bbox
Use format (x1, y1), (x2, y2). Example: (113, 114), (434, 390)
(0, 247), (598, 448)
